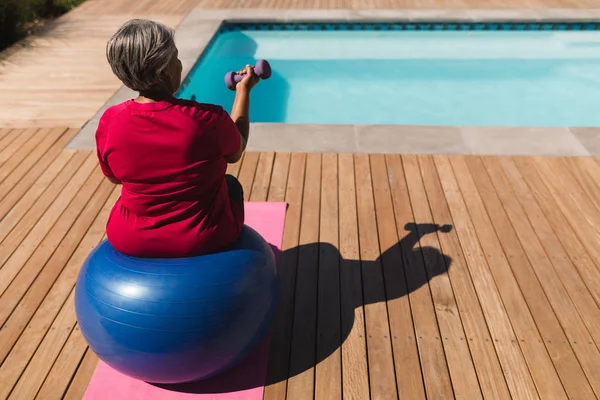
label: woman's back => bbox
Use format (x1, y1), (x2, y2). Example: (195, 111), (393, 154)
(96, 19), (258, 257)
(96, 98), (243, 257)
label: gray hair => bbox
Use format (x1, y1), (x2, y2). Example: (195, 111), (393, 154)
(106, 19), (176, 93)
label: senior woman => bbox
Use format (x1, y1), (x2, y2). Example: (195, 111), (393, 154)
(95, 19), (261, 258)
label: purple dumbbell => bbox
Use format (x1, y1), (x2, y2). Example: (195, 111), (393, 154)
(224, 59), (272, 91)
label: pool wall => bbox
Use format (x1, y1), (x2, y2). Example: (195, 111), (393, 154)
(68, 8), (600, 156)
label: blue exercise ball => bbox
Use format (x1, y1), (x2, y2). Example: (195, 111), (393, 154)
(74, 225), (279, 384)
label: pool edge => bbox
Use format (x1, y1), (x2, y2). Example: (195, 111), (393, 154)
(66, 7), (600, 157)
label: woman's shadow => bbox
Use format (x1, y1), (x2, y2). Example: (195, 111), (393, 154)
(155, 222), (453, 394)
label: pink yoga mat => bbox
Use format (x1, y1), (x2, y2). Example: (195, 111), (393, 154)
(83, 202), (287, 400)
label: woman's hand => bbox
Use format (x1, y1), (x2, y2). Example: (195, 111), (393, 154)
(236, 65), (259, 92)
(229, 65), (256, 160)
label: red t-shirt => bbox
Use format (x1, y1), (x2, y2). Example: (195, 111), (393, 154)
(95, 98), (243, 258)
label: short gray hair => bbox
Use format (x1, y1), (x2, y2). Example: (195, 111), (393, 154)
(106, 19), (176, 93)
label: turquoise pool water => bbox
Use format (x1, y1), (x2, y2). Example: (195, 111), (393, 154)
(177, 24), (600, 126)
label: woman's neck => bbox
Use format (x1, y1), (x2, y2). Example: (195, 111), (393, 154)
(135, 89), (173, 103)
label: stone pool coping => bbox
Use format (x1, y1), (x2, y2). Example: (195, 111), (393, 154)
(67, 8), (600, 156)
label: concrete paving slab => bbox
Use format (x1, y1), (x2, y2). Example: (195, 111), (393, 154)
(355, 124), (468, 154)
(247, 123), (358, 153)
(461, 126), (590, 156)
(570, 128), (600, 156)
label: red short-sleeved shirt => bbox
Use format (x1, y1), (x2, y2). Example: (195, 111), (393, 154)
(95, 98), (243, 258)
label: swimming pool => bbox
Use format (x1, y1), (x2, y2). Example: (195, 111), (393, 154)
(177, 22), (600, 127)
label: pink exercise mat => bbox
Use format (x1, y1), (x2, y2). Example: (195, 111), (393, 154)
(83, 202), (287, 400)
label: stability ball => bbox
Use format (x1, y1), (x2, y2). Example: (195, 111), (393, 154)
(74, 225), (279, 384)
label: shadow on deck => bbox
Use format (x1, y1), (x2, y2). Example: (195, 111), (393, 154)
(154, 222), (452, 394)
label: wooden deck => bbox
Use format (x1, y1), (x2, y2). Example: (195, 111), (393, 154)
(2, 2), (600, 399)
(1, 128), (600, 399)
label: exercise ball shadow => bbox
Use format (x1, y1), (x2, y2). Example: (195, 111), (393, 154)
(74, 225), (279, 385)
(158, 222), (453, 394)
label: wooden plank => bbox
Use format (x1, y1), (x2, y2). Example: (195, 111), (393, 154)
(418, 155), (511, 399)
(0, 128), (12, 143)
(490, 157), (600, 355)
(466, 156), (595, 398)
(511, 157), (600, 308)
(154, 0), (184, 14)
(0, 128), (62, 184)
(353, 154), (397, 400)
(0, 177), (113, 362)
(0, 129), (35, 167)
(539, 157), (600, 224)
(0, 150), (89, 250)
(0, 129), (20, 153)
(401, 154), (478, 399)
(0, 150), (75, 221)
(267, 152), (290, 202)
(238, 152), (260, 201)
(63, 349), (99, 400)
(337, 154), (369, 400)
(373, 154), (426, 400)
(170, 0), (198, 14)
(315, 154), (342, 400)
(531, 158), (600, 272)
(493, 156), (600, 398)
(286, 153), (321, 400)
(0, 129), (76, 210)
(453, 155), (570, 399)
(35, 325), (88, 400)
(225, 152), (244, 178)
(263, 153), (305, 400)
(0, 186), (120, 399)
(0, 166), (105, 325)
(250, 152), (275, 202)
(7, 289), (79, 399)
(0, 153), (97, 296)
(456, 155), (575, 396)
(0, 155), (85, 292)
(0, 128), (74, 203)
(564, 157), (600, 211)
(432, 155), (539, 399)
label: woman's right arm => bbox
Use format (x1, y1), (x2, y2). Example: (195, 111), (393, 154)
(227, 65), (259, 163)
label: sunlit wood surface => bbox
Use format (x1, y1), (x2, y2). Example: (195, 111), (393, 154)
(2, 129), (600, 398)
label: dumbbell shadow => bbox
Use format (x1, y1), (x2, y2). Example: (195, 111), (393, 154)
(282, 222), (453, 385)
(157, 222), (453, 394)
